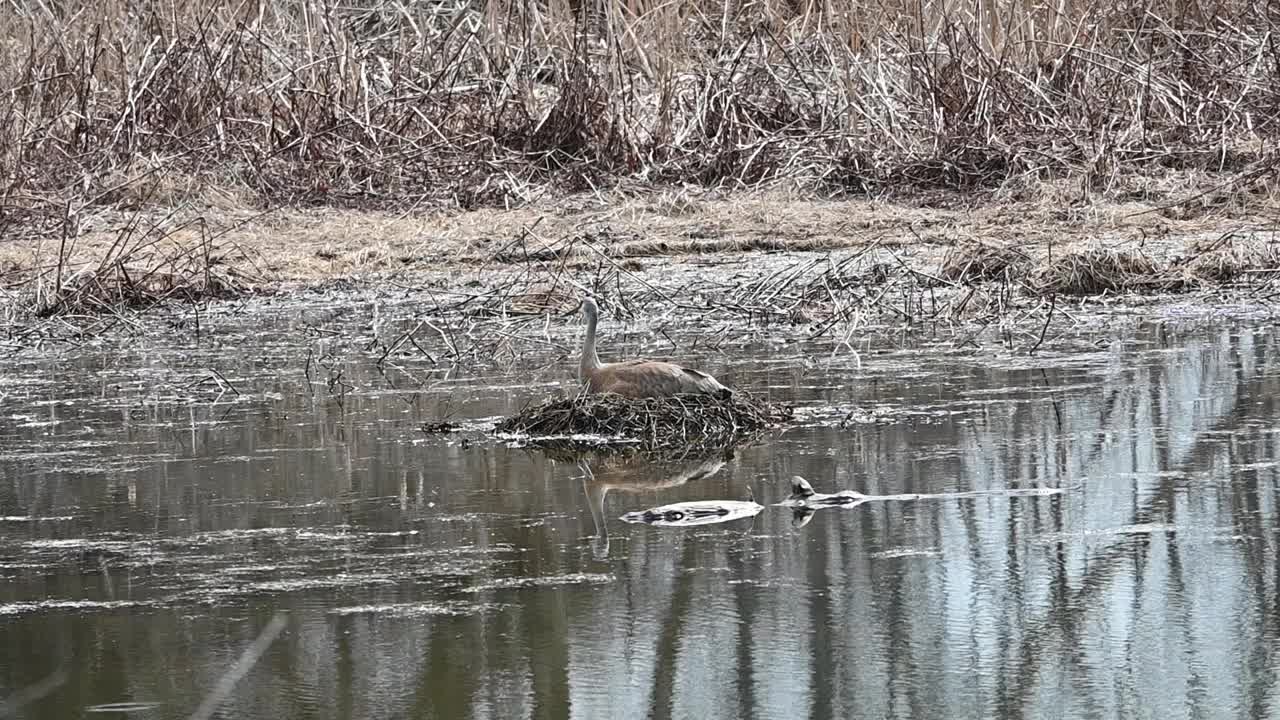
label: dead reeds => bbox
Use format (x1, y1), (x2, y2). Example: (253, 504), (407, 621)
(940, 241), (1032, 284)
(12, 214), (265, 320)
(1178, 234), (1280, 284)
(1029, 246), (1170, 296)
(939, 235), (1280, 297)
(32, 257), (250, 319)
(2, 0), (1279, 229)
(494, 392), (794, 451)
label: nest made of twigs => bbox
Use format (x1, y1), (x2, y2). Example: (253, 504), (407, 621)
(494, 391), (794, 451)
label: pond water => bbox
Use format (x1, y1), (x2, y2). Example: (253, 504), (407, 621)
(2, 294), (1279, 719)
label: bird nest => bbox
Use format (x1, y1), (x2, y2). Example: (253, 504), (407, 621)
(494, 392), (794, 452)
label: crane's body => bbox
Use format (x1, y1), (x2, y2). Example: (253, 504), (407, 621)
(578, 297), (732, 399)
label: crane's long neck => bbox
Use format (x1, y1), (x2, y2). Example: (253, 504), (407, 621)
(581, 304), (602, 380)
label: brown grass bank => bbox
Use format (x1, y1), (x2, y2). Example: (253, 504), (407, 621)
(2, 186), (1277, 327)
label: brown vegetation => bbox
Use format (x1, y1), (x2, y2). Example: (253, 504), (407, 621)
(1179, 233), (1280, 283)
(3, 0), (1278, 237)
(940, 241), (1031, 283)
(1028, 245), (1165, 295)
(933, 233), (1280, 296)
(1, 211), (267, 321)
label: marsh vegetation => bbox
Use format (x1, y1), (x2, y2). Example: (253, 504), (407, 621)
(2, 0), (1279, 326)
(5, 0), (1278, 213)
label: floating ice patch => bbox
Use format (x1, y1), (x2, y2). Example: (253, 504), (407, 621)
(869, 547), (944, 559)
(0, 600), (150, 616)
(23, 538), (133, 550)
(1034, 523), (1193, 543)
(495, 431), (641, 447)
(1234, 461), (1280, 470)
(85, 702), (161, 713)
(461, 573), (614, 593)
(328, 601), (499, 618)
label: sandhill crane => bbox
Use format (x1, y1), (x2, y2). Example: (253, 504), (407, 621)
(578, 297), (732, 399)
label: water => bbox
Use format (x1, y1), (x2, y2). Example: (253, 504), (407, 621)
(2, 294), (1279, 719)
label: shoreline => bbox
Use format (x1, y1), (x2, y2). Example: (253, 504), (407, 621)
(3, 188), (1277, 304)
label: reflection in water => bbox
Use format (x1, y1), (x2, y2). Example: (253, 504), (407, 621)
(1, 309), (1279, 719)
(617, 498), (764, 528)
(781, 474), (866, 530)
(576, 450), (740, 558)
(779, 475), (1067, 530)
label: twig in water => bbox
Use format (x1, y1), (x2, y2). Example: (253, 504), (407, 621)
(378, 319), (427, 366)
(1039, 368), (1064, 430)
(423, 318), (459, 358)
(208, 369), (240, 396)
(658, 327), (677, 352)
(407, 335), (436, 365)
(1028, 294), (1057, 355)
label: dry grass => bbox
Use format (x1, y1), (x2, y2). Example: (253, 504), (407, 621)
(2, 0), (1279, 238)
(940, 240), (1032, 283)
(495, 391), (794, 451)
(3, 212), (267, 319)
(32, 261), (249, 318)
(0, 186), (1274, 334)
(1029, 245), (1168, 296)
(7, 184), (1265, 287)
(506, 286), (582, 315)
(1179, 233), (1280, 283)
